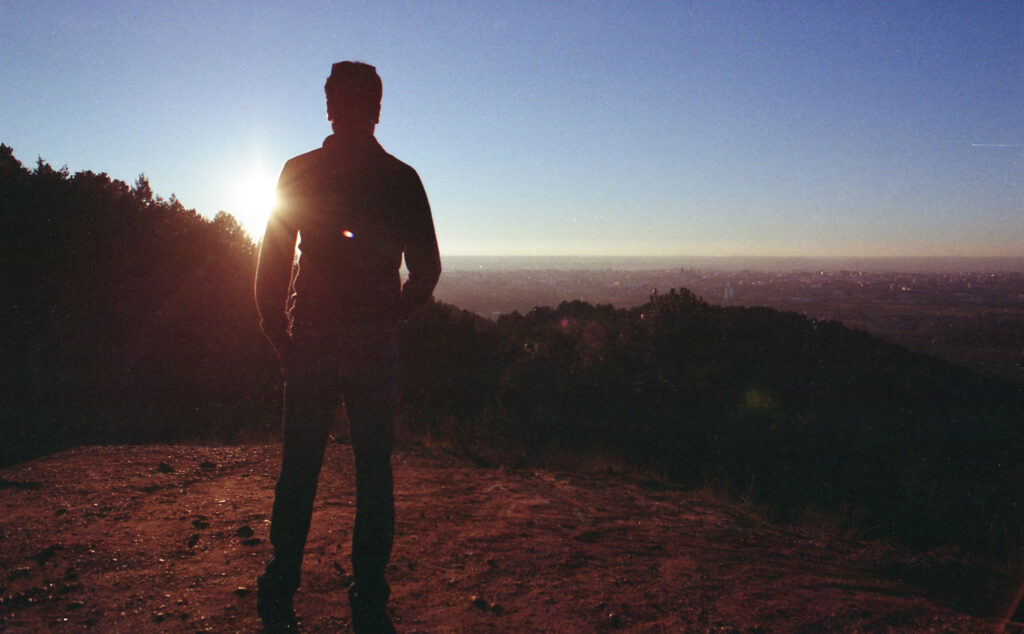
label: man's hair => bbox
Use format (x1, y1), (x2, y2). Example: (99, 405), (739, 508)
(325, 61), (382, 126)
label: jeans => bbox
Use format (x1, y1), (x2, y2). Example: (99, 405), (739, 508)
(264, 319), (398, 605)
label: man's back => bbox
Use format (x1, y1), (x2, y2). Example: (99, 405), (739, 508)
(255, 133), (440, 331)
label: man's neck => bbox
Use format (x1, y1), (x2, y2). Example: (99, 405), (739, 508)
(331, 122), (376, 142)
(325, 130), (378, 156)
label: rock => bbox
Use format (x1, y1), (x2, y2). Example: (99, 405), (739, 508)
(235, 525), (254, 538)
(192, 518), (210, 530)
(8, 566), (31, 580)
(199, 460), (216, 471)
(155, 463), (174, 474)
(333, 562), (354, 584)
(470, 595), (489, 610)
(240, 538), (262, 547)
(66, 599), (85, 610)
(233, 587), (249, 596)
(33, 544), (62, 566)
(186, 534), (200, 549)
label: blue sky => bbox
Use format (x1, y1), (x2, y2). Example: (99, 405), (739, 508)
(2, 1), (1021, 257)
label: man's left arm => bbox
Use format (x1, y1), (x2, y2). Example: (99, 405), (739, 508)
(398, 168), (441, 320)
(254, 162), (300, 354)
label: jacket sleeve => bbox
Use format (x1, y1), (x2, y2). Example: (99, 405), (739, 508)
(398, 167), (441, 320)
(254, 163), (299, 350)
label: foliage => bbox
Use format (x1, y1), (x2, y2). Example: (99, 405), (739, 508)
(0, 144), (279, 465)
(399, 292), (1024, 560)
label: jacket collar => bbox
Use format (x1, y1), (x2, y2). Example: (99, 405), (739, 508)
(322, 133), (383, 156)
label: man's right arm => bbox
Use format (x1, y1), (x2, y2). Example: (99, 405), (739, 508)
(254, 165), (299, 353)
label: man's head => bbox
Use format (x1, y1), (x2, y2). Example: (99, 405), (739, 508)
(325, 61), (382, 135)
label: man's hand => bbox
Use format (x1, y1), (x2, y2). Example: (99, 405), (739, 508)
(273, 338), (291, 377)
(259, 318), (292, 376)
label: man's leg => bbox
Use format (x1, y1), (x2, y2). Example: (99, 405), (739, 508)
(260, 334), (338, 627)
(342, 326), (398, 630)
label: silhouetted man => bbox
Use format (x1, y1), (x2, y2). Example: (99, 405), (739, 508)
(254, 61), (441, 633)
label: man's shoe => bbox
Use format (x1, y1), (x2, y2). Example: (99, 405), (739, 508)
(257, 574), (298, 633)
(348, 586), (395, 634)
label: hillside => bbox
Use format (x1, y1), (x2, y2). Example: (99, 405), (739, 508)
(5, 145), (1024, 630)
(0, 444), (1014, 632)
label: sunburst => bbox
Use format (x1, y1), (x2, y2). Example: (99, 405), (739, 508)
(228, 165), (278, 239)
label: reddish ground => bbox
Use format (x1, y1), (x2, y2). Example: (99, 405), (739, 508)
(0, 444), (1019, 632)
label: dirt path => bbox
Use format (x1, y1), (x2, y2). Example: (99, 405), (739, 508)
(0, 444), (1013, 632)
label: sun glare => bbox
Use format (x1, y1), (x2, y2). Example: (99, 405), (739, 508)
(228, 166), (278, 239)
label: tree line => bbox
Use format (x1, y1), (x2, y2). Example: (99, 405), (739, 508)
(1, 144), (278, 464)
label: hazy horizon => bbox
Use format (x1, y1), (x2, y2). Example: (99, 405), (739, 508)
(440, 254), (1024, 274)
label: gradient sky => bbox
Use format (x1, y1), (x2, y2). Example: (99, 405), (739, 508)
(2, 1), (1021, 257)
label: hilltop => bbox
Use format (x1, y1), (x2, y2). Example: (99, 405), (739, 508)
(0, 444), (1015, 632)
(4, 145), (1024, 630)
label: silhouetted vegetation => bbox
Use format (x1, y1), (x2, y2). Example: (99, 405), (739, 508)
(401, 292), (1024, 561)
(3, 143), (1024, 566)
(0, 144), (279, 466)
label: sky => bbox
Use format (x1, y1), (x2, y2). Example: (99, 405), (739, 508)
(1, 1), (1021, 258)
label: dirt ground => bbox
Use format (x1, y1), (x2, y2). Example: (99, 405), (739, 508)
(0, 443), (1019, 632)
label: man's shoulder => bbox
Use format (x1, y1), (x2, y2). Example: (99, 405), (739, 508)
(377, 148), (421, 183)
(282, 147), (327, 173)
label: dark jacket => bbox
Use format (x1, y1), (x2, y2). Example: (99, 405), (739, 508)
(255, 134), (441, 348)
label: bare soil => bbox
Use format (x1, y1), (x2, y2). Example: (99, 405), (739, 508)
(0, 444), (1018, 632)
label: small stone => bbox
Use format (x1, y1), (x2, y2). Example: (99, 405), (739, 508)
(235, 525), (254, 539)
(66, 600), (85, 610)
(8, 566), (31, 580)
(233, 587), (249, 596)
(33, 544), (62, 566)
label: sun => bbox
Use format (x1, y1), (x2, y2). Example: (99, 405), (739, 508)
(228, 165), (279, 239)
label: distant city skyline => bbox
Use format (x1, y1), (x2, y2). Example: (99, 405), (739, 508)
(438, 254), (1024, 274)
(2, 2), (1021, 258)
